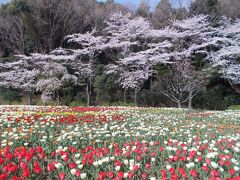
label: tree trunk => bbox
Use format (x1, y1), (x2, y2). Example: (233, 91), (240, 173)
(123, 88), (127, 103)
(188, 90), (193, 110)
(134, 88), (138, 106)
(86, 80), (90, 107)
(27, 94), (32, 105)
(56, 90), (60, 106)
(150, 66), (153, 91)
(150, 77), (153, 91)
(177, 100), (182, 109)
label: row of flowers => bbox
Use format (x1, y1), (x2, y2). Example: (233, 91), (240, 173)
(0, 140), (239, 180)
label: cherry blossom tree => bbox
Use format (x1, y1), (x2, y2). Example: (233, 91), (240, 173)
(210, 18), (240, 93)
(170, 14), (220, 58)
(155, 60), (206, 109)
(65, 29), (107, 106)
(105, 14), (218, 106)
(11, 29), (106, 106)
(2, 11), (239, 108)
(0, 59), (39, 105)
(3, 52), (77, 105)
(105, 12), (173, 105)
(36, 62), (77, 105)
(158, 14), (217, 108)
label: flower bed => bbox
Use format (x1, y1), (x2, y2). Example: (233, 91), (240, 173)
(0, 106), (239, 179)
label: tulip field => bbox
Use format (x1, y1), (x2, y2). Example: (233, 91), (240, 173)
(0, 106), (239, 180)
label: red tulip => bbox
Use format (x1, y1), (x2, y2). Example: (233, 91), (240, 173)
(151, 152), (156, 157)
(225, 160), (231, 167)
(69, 146), (76, 153)
(76, 170), (81, 177)
(98, 171), (107, 179)
(35, 146), (43, 154)
(0, 173), (8, 180)
(114, 160), (122, 167)
(202, 165), (208, 172)
(25, 152), (33, 161)
(128, 172), (134, 179)
(82, 159), (87, 165)
(108, 171), (114, 178)
(229, 168), (236, 176)
(69, 162), (76, 169)
(205, 159), (211, 164)
(59, 172), (66, 180)
(142, 172), (147, 180)
(11, 176), (18, 180)
(173, 155), (178, 161)
(33, 166), (42, 174)
(47, 163), (55, 172)
(159, 147), (164, 152)
(20, 162), (28, 169)
(114, 143), (119, 148)
(155, 141), (160, 145)
(8, 163), (18, 173)
(39, 153), (46, 159)
(169, 168), (175, 175)
(125, 152), (131, 157)
(176, 150), (181, 155)
(171, 173), (178, 180)
(190, 169), (198, 177)
(137, 155), (142, 161)
(6, 153), (13, 160)
(210, 170), (220, 177)
(197, 156), (202, 161)
(178, 168), (184, 173)
(133, 164), (138, 171)
(29, 148), (35, 155)
(88, 157), (93, 165)
(51, 151), (56, 157)
(63, 156), (69, 162)
(209, 177), (222, 180)
(168, 158), (174, 162)
(22, 168), (30, 178)
(145, 163), (151, 170)
(0, 158), (5, 165)
(116, 172), (124, 180)
(33, 161), (39, 167)
(232, 177), (240, 180)
(182, 172), (187, 179)
(160, 170), (167, 177)
(219, 160), (225, 166)
(180, 156), (186, 162)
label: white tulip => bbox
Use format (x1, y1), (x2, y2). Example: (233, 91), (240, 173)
(80, 173), (87, 179)
(211, 162), (218, 169)
(70, 169), (76, 175)
(115, 166), (121, 171)
(93, 162), (98, 167)
(124, 159), (129, 166)
(78, 164), (83, 170)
